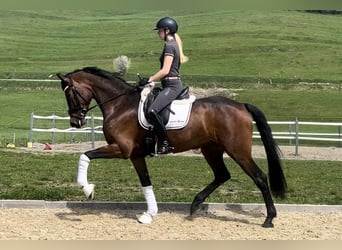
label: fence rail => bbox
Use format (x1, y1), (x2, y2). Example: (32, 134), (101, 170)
(29, 113), (104, 148)
(29, 113), (342, 156)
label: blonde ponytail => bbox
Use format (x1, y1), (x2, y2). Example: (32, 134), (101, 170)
(174, 33), (189, 64)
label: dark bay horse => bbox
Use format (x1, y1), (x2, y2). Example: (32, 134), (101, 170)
(57, 66), (287, 227)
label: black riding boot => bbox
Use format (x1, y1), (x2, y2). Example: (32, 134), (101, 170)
(148, 109), (174, 154)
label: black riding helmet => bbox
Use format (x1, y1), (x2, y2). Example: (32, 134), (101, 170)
(153, 17), (178, 34)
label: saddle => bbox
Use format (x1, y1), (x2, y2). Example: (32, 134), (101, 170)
(138, 83), (196, 156)
(143, 86), (190, 125)
(138, 83), (196, 130)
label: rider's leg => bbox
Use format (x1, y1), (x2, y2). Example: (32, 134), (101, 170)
(148, 109), (174, 154)
(147, 85), (183, 154)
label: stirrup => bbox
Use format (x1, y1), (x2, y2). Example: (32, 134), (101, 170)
(157, 142), (174, 154)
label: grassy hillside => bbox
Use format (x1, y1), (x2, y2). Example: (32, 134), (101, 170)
(0, 10), (341, 84)
(1, 10), (342, 146)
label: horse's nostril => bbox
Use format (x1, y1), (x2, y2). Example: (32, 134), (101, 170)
(70, 118), (84, 128)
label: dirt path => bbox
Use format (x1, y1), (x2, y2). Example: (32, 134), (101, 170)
(178, 145), (342, 161)
(23, 142), (342, 161)
(0, 207), (341, 240)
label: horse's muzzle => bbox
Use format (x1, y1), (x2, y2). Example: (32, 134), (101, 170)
(70, 117), (86, 128)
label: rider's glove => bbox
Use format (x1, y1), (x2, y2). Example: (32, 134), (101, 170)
(139, 78), (150, 87)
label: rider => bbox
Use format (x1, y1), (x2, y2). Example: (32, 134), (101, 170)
(140, 17), (189, 154)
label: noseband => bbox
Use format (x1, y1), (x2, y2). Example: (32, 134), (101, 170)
(62, 83), (88, 121)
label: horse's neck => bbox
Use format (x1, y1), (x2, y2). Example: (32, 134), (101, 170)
(91, 80), (137, 116)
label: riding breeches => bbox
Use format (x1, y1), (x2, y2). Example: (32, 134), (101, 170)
(148, 79), (183, 113)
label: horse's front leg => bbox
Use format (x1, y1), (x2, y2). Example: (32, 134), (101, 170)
(76, 144), (157, 224)
(77, 143), (126, 199)
(131, 156), (158, 224)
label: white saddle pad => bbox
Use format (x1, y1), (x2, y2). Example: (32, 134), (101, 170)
(138, 83), (196, 130)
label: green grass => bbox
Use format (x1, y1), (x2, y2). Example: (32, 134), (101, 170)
(1, 84), (342, 148)
(0, 81), (103, 146)
(235, 88), (342, 121)
(0, 151), (341, 204)
(1, 10), (342, 205)
(0, 10), (341, 83)
(1, 82), (342, 147)
(1, 10), (342, 146)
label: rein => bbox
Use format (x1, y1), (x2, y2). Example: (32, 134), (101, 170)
(86, 88), (138, 112)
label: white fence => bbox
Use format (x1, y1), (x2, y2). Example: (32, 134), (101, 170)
(29, 113), (342, 156)
(29, 112), (104, 148)
(252, 119), (342, 156)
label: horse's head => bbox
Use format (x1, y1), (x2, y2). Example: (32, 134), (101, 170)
(58, 66), (137, 128)
(57, 72), (92, 128)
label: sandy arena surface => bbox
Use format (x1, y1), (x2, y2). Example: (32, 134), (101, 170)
(0, 207), (341, 240)
(22, 142), (342, 161)
(1, 143), (341, 240)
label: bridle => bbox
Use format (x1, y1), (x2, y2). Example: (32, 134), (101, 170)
(63, 77), (138, 118)
(63, 84), (88, 119)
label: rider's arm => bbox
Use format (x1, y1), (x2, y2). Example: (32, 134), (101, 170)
(148, 55), (173, 82)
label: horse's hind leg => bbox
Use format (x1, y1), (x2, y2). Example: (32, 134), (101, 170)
(190, 144), (231, 215)
(232, 154), (277, 228)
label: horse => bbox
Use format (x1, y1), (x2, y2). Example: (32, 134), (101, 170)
(57, 66), (287, 228)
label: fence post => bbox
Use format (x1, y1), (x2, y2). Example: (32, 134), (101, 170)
(288, 123), (292, 146)
(29, 112), (34, 143)
(51, 113), (56, 144)
(338, 125), (341, 148)
(295, 117), (299, 156)
(91, 113), (95, 149)
(84, 117), (89, 142)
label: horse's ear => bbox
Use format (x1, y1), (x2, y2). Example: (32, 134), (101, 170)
(56, 73), (69, 82)
(57, 73), (71, 91)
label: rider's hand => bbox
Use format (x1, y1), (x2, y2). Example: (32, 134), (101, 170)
(138, 78), (150, 86)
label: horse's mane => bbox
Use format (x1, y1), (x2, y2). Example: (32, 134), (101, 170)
(83, 67), (127, 83)
(67, 66), (133, 88)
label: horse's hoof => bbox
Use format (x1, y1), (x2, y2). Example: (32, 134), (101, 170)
(190, 205), (196, 216)
(137, 212), (154, 224)
(262, 222), (274, 228)
(82, 184), (95, 200)
(190, 200), (202, 216)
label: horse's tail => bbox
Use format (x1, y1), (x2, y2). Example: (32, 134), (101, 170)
(245, 103), (287, 198)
